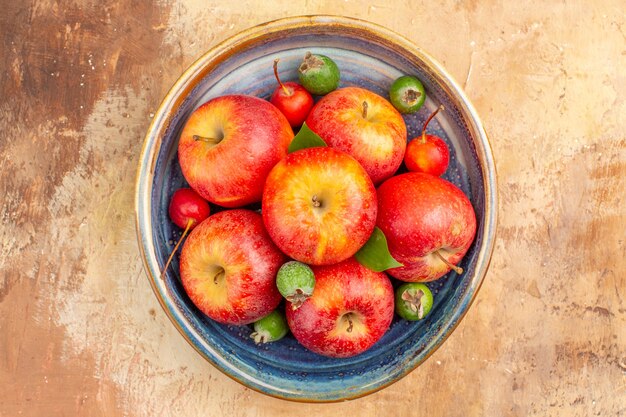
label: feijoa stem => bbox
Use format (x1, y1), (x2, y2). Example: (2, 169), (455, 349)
(160, 219), (193, 281)
(401, 288), (425, 318)
(421, 105), (445, 143)
(404, 88), (421, 106)
(299, 51), (316, 73)
(273, 59), (290, 96)
(434, 249), (463, 274)
(286, 288), (310, 310)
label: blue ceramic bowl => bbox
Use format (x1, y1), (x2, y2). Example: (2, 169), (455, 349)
(135, 16), (497, 402)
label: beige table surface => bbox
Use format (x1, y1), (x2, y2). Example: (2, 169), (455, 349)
(1, 1), (624, 416)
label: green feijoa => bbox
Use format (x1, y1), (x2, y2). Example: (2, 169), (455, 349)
(298, 52), (340, 95)
(250, 310), (288, 344)
(276, 261), (315, 310)
(394, 283), (433, 321)
(389, 75), (426, 114)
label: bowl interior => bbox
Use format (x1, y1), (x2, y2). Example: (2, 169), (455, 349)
(139, 17), (494, 402)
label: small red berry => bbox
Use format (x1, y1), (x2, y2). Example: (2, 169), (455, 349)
(404, 105), (449, 176)
(168, 188), (211, 230)
(161, 188), (211, 280)
(270, 59), (314, 127)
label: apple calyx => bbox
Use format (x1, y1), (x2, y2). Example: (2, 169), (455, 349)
(159, 219), (194, 281)
(311, 194), (323, 208)
(401, 288), (426, 319)
(286, 288), (311, 310)
(420, 105), (445, 143)
(362, 101), (369, 119)
(193, 134), (223, 145)
(433, 250), (463, 274)
(273, 59), (291, 96)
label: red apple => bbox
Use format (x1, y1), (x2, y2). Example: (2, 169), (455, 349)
(286, 258), (394, 358)
(262, 147), (377, 266)
(377, 172), (477, 282)
(178, 95), (293, 208)
(305, 86), (407, 185)
(179, 209), (285, 325)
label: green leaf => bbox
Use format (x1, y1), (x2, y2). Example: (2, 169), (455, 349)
(355, 227), (403, 272)
(288, 122), (327, 153)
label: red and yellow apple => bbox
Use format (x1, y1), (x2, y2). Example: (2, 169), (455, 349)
(377, 172), (477, 282)
(286, 258), (394, 358)
(178, 95), (293, 208)
(262, 147), (377, 265)
(179, 209), (285, 325)
(305, 86), (407, 185)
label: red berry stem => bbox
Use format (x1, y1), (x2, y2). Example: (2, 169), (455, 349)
(273, 59), (290, 96)
(160, 219), (193, 281)
(434, 250), (463, 274)
(421, 105), (445, 143)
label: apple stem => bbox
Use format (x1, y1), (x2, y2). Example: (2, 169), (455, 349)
(362, 101), (368, 119)
(434, 250), (463, 274)
(421, 105), (445, 143)
(213, 267), (225, 284)
(159, 219), (193, 281)
(193, 134), (222, 144)
(311, 195), (322, 208)
(273, 59), (290, 96)
(346, 317), (353, 333)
